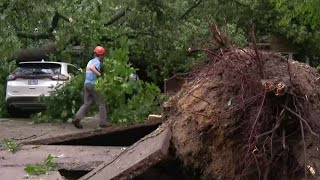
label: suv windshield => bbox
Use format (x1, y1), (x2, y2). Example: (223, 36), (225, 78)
(14, 63), (61, 75)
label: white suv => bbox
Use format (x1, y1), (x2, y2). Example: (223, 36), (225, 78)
(5, 61), (81, 115)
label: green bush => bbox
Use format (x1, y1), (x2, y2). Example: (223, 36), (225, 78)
(0, 61), (16, 117)
(96, 36), (163, 123)
(110, 81), (165, 123)
(24, 154), (56, 176)
(32, 74), (84, 123)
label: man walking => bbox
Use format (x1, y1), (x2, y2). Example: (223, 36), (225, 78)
(72, 46), (109, 129)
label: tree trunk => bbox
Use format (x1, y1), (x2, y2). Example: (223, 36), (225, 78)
(13, 43), (57, 63)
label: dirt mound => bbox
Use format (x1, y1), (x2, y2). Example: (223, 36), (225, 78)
(163, 25), (320, 180)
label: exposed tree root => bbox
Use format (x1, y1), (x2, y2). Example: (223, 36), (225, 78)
(166, 22), (320, 180)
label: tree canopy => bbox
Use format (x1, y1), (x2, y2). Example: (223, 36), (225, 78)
(270, 0), (320, 61)
(0, 0), (319, 118)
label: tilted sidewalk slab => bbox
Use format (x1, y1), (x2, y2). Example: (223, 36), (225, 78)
(80, 127), (172, 180)
(21, 119), (162, 145)
(0, 119), (94, 145)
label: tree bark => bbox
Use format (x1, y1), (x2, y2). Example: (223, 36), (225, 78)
(16, 32), (53, 40)
(13, 43), (57, 62)
(105, 8), (127, 26)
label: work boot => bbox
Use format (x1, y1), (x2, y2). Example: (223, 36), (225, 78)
(99, 122), (112, 128)
(72, 118), (83, 129)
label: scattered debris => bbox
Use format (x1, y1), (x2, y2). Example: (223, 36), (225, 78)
(148, 114), (162, 121)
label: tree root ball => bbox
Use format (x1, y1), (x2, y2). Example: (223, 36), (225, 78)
(164, 48), (320, 180)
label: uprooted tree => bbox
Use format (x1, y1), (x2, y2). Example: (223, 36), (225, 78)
(163, 22), (320, 179)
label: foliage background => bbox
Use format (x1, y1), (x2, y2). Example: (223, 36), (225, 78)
(1, 0), (319, 118)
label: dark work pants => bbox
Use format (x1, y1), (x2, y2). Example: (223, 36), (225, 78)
(75, 83), (107, 125)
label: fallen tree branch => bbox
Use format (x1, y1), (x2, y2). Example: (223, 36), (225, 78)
(49, 11), (73, 32)
(165, 72), (191, 81)
(188, 48), (220, 57)
(12, 42), (57, 62)
(179, 0), (203, 20)
(105, 8), (127, 26)
(17, 7), (126, 41)
(16, 11), (73, 40)
(101, 30), (158, 42)
(16, 32), (53, 40)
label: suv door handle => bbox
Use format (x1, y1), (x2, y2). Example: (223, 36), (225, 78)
(48, 85), (54, 89)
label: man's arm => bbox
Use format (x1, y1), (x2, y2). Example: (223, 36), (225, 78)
(89, 64), (101, 76)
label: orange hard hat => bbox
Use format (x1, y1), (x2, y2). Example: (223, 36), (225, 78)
(93, 46), (105, 55)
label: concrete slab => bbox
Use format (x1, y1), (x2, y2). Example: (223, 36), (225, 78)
(0, 145), (124, 171)
(0, 167), (63, 180)
(0, 118), (97, 144)
(22, 119), (162, 145)
(80, 127), (172, 180)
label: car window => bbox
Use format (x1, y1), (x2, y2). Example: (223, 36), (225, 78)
(67, 65), (81, 75)
(15, 63), (61, 75)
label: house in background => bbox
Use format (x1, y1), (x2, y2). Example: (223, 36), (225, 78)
(257, 35), (310, 64)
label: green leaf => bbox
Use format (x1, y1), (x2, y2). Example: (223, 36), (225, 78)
(24, 166), (37, 174)
(24, 154), (56, 176)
